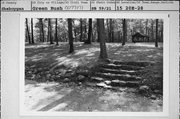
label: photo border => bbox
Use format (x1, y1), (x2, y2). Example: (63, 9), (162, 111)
(19, 12), (169, 117)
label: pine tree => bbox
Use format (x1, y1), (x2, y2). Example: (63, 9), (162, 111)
(25, 18), (31, 44)
(122, 19), (127, 46)
(31, 18), (34, 44)
(97, 19), (108, 60)
(155, 19), (158, 47)
(85, 18), (92, 44)
(55, 18), (58, 45)
(68, 19), (74, 53)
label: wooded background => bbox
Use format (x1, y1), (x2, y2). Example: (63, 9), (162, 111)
(25, 18), (163, 45)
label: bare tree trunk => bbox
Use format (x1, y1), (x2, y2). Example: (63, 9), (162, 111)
(31, 18), (34, 44)
(151, 19), (154, 42)
(48, 18), (50, 42)
(68, 19), (74, 53)
(122, 19), (127, 46)
(155, 19), (158, 47)
(111, 20), (114, 42)
(160, 21), (163, 42)
(25, 18), (31, 44)
(85, 19), (92, 44)
(109, 19), (113, 42)
(39, 18), (45, 42)
(106, 19), (110, 42)
(145, 19), (148, 35)
(97, 19), (108, 60)
(84, 19), (87, 42)
(48, 19), (54, 44)
(42, 19), (45, 42)
(55, 18), (58, 45)
(80, 19), (83, 42)
(39, 19), (42, 42)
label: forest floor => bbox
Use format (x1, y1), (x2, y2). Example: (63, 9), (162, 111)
(25, 42), (163, 112)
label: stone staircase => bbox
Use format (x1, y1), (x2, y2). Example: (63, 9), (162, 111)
(86, 61), (150, 89)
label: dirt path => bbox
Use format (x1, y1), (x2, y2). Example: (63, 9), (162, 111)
(25, 80), (163, 112)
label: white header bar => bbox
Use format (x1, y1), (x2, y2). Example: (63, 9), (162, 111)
(1, 0), (179, 12)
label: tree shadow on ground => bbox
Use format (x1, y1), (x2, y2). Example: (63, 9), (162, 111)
(26, 42), (100, 68)
(25, 42), (163, 90)
(25, 42), (164, 112)
(25, 81), (162, 112)
(25, 42), (100, 82)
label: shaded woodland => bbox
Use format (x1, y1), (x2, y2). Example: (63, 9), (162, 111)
(25, 18), (163, 51)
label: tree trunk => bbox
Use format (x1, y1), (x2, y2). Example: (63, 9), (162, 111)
(31, 18), (34, 44)
(155, 19), (158, 47)
(39, 19), (42, 42)
(109, 19), (113, 42)
(80, 19), (83, 42)
(111, 20), (114, 42)
(97, 21), (100, 42)
(97, 19), (108, 60)
(48, 18), (50, 42)
(55, 18), (58, 45)
(151, 20), (154, 42)
(85, 19), (92, 44)
(122, 19), (127, 46)
(25, 18), (31, 44)
(68, 19), (74, 53)
(106, 19), (110, 42)
(39, 18), (45, 42)
(42, 19), (45, 42)
(160, 21), (163, 42)
(48, 19), (54, 44)
(145, 19), (148, 35)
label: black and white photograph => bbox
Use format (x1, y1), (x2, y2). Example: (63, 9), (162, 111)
(2, 0), (179, 118)
(1, 0), (180, 118)
(22, 15), (167, 114)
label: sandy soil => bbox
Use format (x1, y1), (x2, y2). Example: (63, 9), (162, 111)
(25, 80), (162, 112)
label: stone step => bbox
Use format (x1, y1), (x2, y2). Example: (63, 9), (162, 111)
(85, 79), (139, 88)
(100, 64), (143, 70)
(85, 82), (113, 89)
(97, 68), (141, 75)
(85, 81), (138, 90)
(110, 80), (139, 87)
(90, 76), (104, 82)
(94, 72), (142, 81)
(111, 61), (150, 67)
(96, 82), (112, 88)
